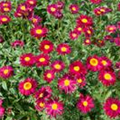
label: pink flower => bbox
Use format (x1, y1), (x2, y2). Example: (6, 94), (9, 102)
(45, 99), (64, 118)
(90, 0), (102, 4)
(69, 30), (79, 40)
(35, 99), (46, 111)
(0, 15), (10, 24)
(0, 107), (5, 117)
(114, 37), (120, 46)
(104, 98), (120, 118)
(106, 25), (117, 33)
(69, 4), (79, 14)
(77, 94), (94, 113)
(19, 78), (37, 96)
(11, 40), (24, 48)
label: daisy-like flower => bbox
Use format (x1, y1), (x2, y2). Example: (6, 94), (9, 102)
(35, 86), (52, 100)
(0, 15), (10, 24)
(114, 37), (120, 46)
(76, 75), (86, 88)
(58, 74), (76, 94)
(35, 99), (46, 111)
(47, 4), (58, 15)
(30, 25), (48, 39)
(39, 40), (54, 54)
(0, 66), (13, 79)
(17, 3), (28, 13)
(30, 15), (42, 26)
(0, 106), (5, 117)
(26, 0), (37, 7)
(99, 56), (112, 69)
(51, 60), (65, 72)
(35, 54), (50, 67)
(104, 97), (120, 118)
(69, 30), (79, 40)
(77, 94), (94, 113)
(84, 38), (91, 45)
(43, 70), (55, 83)
(90, 0), (102, 4)
(11, 40), (24, 48)
(76, 15), (93, 27)
(74, 25), (83, 35)
(83, 27), (93, 37)
(54, 10), (63, 19)
(14, 10), (23, 18)
(0, 1), (11, 13)
(106, 25), (117, 33)
(20, 53), (35, 67)
(45, 99), (64, 118)
(69, 61), (86, 76)
(56, 1), (64, 9)
(69, 4), (79, 14)
(56, 43), (71, 55)
(86, 55), (100, 72)
(98, 70), (116, 86)
(18, 78), (37, 96)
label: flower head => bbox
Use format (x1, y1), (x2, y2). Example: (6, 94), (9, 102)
(0, 15), (10, 24)
(69, 4), (79, 14)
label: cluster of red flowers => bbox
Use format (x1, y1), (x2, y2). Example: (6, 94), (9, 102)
(47, 1), (64, 19)
(0, 0), (120, 119)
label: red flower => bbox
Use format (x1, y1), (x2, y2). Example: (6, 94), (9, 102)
(86, 55), (100, 72)
(0, 15), (10, 24)
(83, 27), (93, 37)
(90, 0), (102, 4)
(99, 56), (112, 69)
(84, 38), (91, 45)
(39, 40), (54, 54)
(30, 25), (48, 39)
(77, 95), (94, 113)
(76, 75), (86, 88)
(18, 78), (37, 96)
(56, 1), (64, 9)
(0, 66), (13, 79)
(20, 53), (35, 67)
(69, 30), (79, 40)
(0, 106), (5, 117)
(74, 25), (83, 34)
(114, 37), (120, 46)
(0, 1), (11, 13)
(118, 3), (120, 11)
(98, 70), (116, 86)
(30, 15), (42, 26)
(45, 99), (64, 117)
(69, 4), (79, 14)
(43, 70), (55, 83)
(51, 60), (65, 72)
(25, 0), (37, 7)
(47, 4), (58, 15)
(35, 54), (50, 67)
(106, 25), (117, 33)
(11, 40), (24, 48)
(76, 15), (93, 27)
(56, 43), (71, 55)
(35, 99), (46, 111)
(35, 86), (52, 100)
(69, 61), (86, 76)
(58, 74), (76, 94)
(104, 98), (120, 118)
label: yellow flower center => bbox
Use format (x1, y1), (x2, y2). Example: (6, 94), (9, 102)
(51, 7), (56, 12)
(109, 27), (114, 31)
(44, 45), (50, 49)
(52, 103), (58, 110)
(1, 18), (7, 22)
(90, 58), (98, 66)
(29, 1), (34, 5)
(87, 30), (91, 34)
(74, 66), (80, 72)
(81, 18), (88, 23)
(78, 27), (82, 31)
(36, 29), (42, 34)
(3, 3), (8, 7)
(23, 82), (32, 90)
(111, 104), (118, 111)
(32, 18), (37, 23)
(83, 101), (88, 107)
(86, 39), (90, 43)
(24, 57), (30, 62)
(64, 79), (70, 86)
(72, 7), (76, 11)
(47, 73), (52, 78)
(77, 78), (82, 83)
(101, 60), (107, 66)
(3, 69), (9, 75)
(104, 73), (111, 80)
(39, 93), (43, 98)
(54, 64), (61, 70)
(21, 6), (26, 11)
(100, 8), (105, 12)
(39, 57), (45, 62)
(61, 47), (67, 52)
(39, 102), (45, 108)
(4, 7), (9, 11)
(72, 33), (77, 37)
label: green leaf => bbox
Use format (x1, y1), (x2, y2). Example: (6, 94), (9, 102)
(2, 81), (8, 91)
